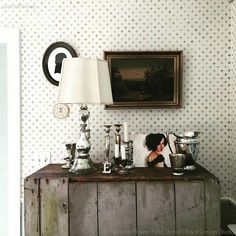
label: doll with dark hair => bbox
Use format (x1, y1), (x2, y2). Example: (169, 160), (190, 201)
(145, 133), (167, 168)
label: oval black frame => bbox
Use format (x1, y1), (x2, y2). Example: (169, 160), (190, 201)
(42, 41), (77, 86)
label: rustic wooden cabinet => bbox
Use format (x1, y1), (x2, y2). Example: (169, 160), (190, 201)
(24, 164), (220, 236)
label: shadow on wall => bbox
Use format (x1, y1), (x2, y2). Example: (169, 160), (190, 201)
(221, 199), (236, 235)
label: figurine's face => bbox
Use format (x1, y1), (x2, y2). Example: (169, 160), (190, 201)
(156, 138), (165, 153)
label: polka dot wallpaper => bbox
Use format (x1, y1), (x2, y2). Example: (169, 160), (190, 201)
(0, 0), (235, 198)
(231, 1), (236, 201)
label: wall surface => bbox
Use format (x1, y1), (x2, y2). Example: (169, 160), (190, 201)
(0, 0), (234, 198)
(0, 44), (8, 236)
(231, 0), (236, 201)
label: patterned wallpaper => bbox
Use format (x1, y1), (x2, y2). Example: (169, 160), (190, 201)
(0, 0), (234, 198)
(231, 1), (236, 201)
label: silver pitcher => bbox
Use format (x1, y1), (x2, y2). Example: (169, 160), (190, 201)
(168, 131), (200, 171)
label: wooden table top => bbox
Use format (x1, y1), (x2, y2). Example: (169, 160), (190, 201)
(26, 163), (218, 182)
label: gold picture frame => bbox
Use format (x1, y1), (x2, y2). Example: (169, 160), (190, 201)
(104, 51), (183, 109)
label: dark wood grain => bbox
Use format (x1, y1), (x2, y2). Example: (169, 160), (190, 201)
(26, 163), (218, 182)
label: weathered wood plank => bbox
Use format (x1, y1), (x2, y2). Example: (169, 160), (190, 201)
(40, 178), (69, 236)
(24, 178), (40, 236)
(25, 165), (220, 236)
(175, 181), (205, 236)
(205, 179), (220, 236)
(98, 182), (136, 236)
(137, 181), (175, 236)
(27, 164), (218, 182)
(69, 182), (98, 236)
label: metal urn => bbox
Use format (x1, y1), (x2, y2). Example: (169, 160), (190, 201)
(173, 131), (200, 171)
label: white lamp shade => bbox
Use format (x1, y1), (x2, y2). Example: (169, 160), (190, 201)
(58, 58), (113, 104)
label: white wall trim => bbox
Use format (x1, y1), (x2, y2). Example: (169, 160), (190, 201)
(221, 197), (236, 206)
(0, 28), (21, 236)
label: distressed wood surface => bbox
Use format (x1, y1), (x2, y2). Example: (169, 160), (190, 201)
(137, 181), (175, 236)
(26, 163), (218, 183)
(205, 179), (221, 236)
(24, 178), (40, 236)
(98, 182), (136, 236)
(69, 182), (98, 236)
(40, 178), (69, 236)
(175, 181), (205, 236)
(25, 164), (220, 236)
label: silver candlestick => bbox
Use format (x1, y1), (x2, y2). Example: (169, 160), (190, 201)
(114, 123), (122, 146)
(62, 143), (76, 169)
(104, 124), (112, 162)
(118, 143), (128, 174)
(102, 124), (112, 174)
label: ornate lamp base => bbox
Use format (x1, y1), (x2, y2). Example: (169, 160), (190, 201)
(69, 158), (95, 174)
(69, 104), (96, 175)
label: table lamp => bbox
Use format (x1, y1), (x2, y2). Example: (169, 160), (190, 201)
(58, 57), (113, 174)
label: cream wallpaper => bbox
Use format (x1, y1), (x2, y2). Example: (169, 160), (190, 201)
(231, 0), (236, 201)
(0, 0), (234, 198)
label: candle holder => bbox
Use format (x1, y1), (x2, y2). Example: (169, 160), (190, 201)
(113, 156), (121, 170)
(62, 143), (76, 169)
(123, 141), (134, 169)
(118, 159), (128, 174)
(118, 144), (128, 174)
(112, 143), (121, 171)
(114, 123), (122, 146)
(102, 124), (112, 174)
(104, 124), (112, 162)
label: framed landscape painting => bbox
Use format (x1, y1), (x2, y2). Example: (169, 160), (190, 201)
(104, 51), (182, 109)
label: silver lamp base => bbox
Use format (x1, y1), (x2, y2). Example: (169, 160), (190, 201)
(69, 158), (95, 174)
(69, 104), (96, 175)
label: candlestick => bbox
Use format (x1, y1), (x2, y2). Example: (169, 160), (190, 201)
(104, 124), (112, 162)
(119, 144), (128, 174)
(61, 143), (76, 169)
(114, 123), (122, 145)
